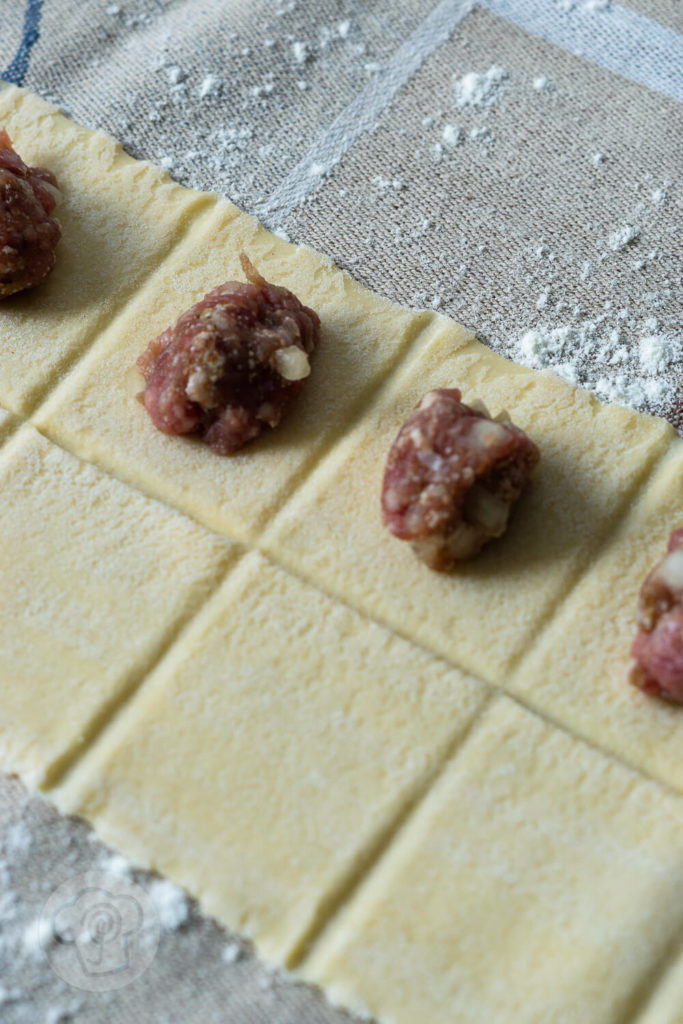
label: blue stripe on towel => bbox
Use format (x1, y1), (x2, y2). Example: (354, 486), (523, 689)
(3, 0), (44, 86)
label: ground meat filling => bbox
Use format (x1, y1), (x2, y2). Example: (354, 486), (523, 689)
(137, 253), (320, 454)
(630, 527), (683, 703)
(0, 129), (61, 299)
(381, 388), (540, 571)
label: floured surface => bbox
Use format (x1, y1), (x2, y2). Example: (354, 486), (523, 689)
(264, 326), (674, 682)
(0, 424), (235, 784)
(0, 773), (365, 1024)
(53, 551), (489, 966)
(0, 87), (212, 415)
(510, 442), (683, 791)
(34, 174), (433, 541)
(301, 697), (683, 1024)
(281, 4), (683, 431)
(0, 85), (682, 1024)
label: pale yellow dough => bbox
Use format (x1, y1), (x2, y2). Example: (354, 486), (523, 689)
(301, 697), (683, 1024)
(635, 948), (683, 1024)
(0, 86), (213, 415)
(510, 442), (683, 792)
(34, 155), (435, 541)
(0, 404), (17, 440)
(263, 328), (673, 685)
(2, 85), (683, 1024)
(54, 551), (490, 965)
(0, 424), (235, 784)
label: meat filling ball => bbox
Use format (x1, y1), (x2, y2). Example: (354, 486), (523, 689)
(630, 527), (683, 704)
(0, 129), (61, 299)
(381, 388), (540, 571)
(136, 253), (320, 455)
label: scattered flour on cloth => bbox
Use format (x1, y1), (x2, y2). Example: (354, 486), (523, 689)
(4, 822), (32, 856)
(515, 322), (681, 414)
(442, 123), (463, 146)
(222, 940), (246, 963)
(147, 878), (190, 930)
(556, 0), (612, 11)
(98, 852), (134, 880)
(454, 65), (509, 109)
(607, 224), (640, 251)
(533, 75), (553, 92)
(639, 334), (679, 374)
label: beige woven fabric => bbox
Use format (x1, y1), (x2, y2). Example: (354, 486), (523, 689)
(291, 6), (682, 430)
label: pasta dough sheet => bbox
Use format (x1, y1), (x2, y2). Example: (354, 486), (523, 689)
(1, 84), (682, 1024)
(0, 424), (236, 785)
(35, 175), (437, 541)
(301, 697), (683, 1024)
(0, 84), (213, 415)
(53, 551), (490, 965)
(511, 442), (683, 791)
(263, 328), (673, 691)
(635, 947), (683, 1024)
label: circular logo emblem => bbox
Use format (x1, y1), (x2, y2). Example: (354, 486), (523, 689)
(40, 870), (160, 991)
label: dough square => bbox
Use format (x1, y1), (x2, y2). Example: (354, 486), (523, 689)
(35, 203), (436, 540)
(301, 696), (683, 1024)
(53, 550), (490, 966)
(264, 327), (674, 684)
(0, 425), (236, 785)
(0, 85), (214, 414)
(510, 439), (683, 792)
